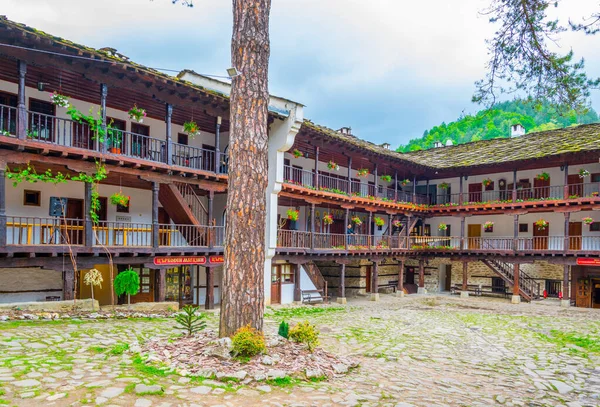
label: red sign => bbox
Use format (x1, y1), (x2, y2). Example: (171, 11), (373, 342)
(576, 258), (600, 266)
(153, 256), (206, 266)
(209, 255), (224, 264)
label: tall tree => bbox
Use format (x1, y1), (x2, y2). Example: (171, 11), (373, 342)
(475, 0), (599, 111)
(219, 0), (271, 337)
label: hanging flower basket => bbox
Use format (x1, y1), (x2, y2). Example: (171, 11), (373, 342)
(592, 192), (599, 197)
(323, 213), (333, 225)
(484, 221), (494, 231)
(438, 223), (447, 231)
(374, 217), (384, 227)
(50, 92), (69, 108)
(357, 168), (369, 177)
(380, 174), (392, 182)
(327, 160), (339, 171)
(110, 192), (130, 207)
(482, 179), (493, 188)
(579, 168), (590, 178)
(292, 149), (302, 158)
(401, 179), (410, 186)
(392, 220), (402, 228)
(286, 208), (299, 221)
(583, 217), (594, 226)
(439, 182), (450, 190)
(351, 216), (362, 226)
(535, 219), (548, 231)
(535, 172), (550, 182)
(183, 121), (200, 138)
(128, 105), (147, 123)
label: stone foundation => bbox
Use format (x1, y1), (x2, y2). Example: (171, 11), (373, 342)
(0, 298), (99, 312)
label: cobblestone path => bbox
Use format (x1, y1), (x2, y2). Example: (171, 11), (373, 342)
(1, 295), (599, 406)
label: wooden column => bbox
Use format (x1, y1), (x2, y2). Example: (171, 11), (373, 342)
(374, 164), (378, 197)
(460, 216), (466, 250)
(405, 214), (412, 249)
(418, 259), (425, 290)
(205, 267), (215, 310)
(0, 168), (6, 247)
(196, 266), (201, 306)
(394, 170), (398, 201)
(512, 263), (520, 302)
(165, 104), (173, 165)
(63, 269), (74, 301)
(462, 261), (468, 290)
(562, 265), (570, 303)
(314, 146), (320, 189)
(151, 182), (159, 249)
(370, 261), (379, 300)
(310, 203), (316, 249)
(397, 259), (404, 293)
(84, 182), (93, 248)
(368, 211), (373, 246)
(412, 176), (417, 203)
(293, 264), (301, 302)
(344, 207), (350, 250)
(347, 155), (352, 194)
(563, 212), (570, 253)
(100, 84), (108, 153)
(16, 61), (27, 140)
(459, 175), (464, 205)
(512, 169), (518, 202)
(513, 214), (519, 251)
(208, 191), (214, 249)
(215, 116), (222, 173)
(563, 163), (569, 200)
(339, 263), (346, 299)
(426, 179), (430, 205)
(157, 269), (166, 302)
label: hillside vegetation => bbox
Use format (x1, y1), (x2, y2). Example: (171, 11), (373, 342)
(397, 100), (599, 152)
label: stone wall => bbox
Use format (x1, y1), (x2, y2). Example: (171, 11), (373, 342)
(317, 259), (403, 297)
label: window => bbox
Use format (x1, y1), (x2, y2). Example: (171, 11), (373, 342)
(97, 197), (108, 221)
(519, 223), (528, 233)
(177, 133), (188, 145)
(23, 190), (41, 206)
(28, 98), (55, 141)
(280, 264), (294, 284)
(591, 173), (600, 183)
(591, 223), (600, 232)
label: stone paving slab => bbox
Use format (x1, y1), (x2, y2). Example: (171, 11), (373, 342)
(0, 295), (599, 406)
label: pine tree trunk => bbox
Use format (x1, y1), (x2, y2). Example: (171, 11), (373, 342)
(219, 0), (271, 337)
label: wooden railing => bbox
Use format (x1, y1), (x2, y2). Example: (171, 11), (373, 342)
(277, 229), (311, 249)
(175, 183), (209, 225)
(7, 216), (84, 245)
(172, 143), (220, 172)
(94, 221), (153, 247)
(0, 104), (17, 136)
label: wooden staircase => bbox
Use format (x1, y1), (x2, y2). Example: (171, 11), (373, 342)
(302, 261), (328, 300)
(481, 257), (540, 302)
(384, 216), (419, 237)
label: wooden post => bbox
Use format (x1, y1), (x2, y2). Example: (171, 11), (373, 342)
(370, 260), (379, 301)
(100, 84), (107, 153)
(405, 214), (412, 249)
(562, 265), (570, 306)
(84, 182), (93, 248)
(215, 116), (222, 173)
(460, 216), (466, 250)
(0, 168), (6, 247)
(459, 175), (464, 205)
(513, 214), (519, 251)
(338, 263), (346, 303)
(564, 212), (570, 253)
(426, 179), (430, 205)
(418, 259), (425, 293)
(165, 104), (173, 165)
(512, 263), (521, 303)
(208, 191), (214, 249)
(152, 182), (159, 249)
(563, 163), (569, 200)
(157, 269), (166, 302)
(368, 211), (373, 246)
(397, 259), (404, 296)
(205, 267), (215, 310)
(347, 155), (352, 194)
(394, 170), (398, 201)
(512, 169), (518, 202)
(16, 61), (27, 140)
(293, 264), (301, 302)
(310, 203), (316, 249)
(314, 146), (319, 189)
(461, 261), (469, 297)
(344, 207), (349, 250)
(412, 175), (417, 203)
(374, 164), (378, 197)
(63, 269), (74, 301)
(196, 266), (201, 306)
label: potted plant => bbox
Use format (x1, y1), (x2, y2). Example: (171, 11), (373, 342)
(439, 182), (450, 190)
(380, 174), (392, 182)
(579, 168), (590, 178)
(110, 192), (130, 207)
(50, 92), (69, 108)
(374, 217), (384, 227)
(583, 217), (594, 226)
(535, 172), (550, 182)
(535, 219), (548, 231)
(183, 121), (200, 138)
(107, 130), (123, 154)
(128, 105), (146, 123)
(482, 179), (493, 188)
(292, 149), (302, 158)
(392, 220), (402, 228)
(438, 223), (447, 231)
(351, 216), (362, 226)
(484, 221), (494, 232)
(592, 192), (599, 197)
(357, 168), (369, 177)
(286, 208), (299, 230)
(323, 213), (333, 225)
(114, 268), (140, 308)
(327, 160), (339, 171)
(401, 179), (410, 186)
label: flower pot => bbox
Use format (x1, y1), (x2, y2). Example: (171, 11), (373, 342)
(288, 220), (297, 230)
(109, 147), (121, 154)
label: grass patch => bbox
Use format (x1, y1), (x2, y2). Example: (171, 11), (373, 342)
(540, 330), (600, 356)
(266, 376), (295, 387)
(88, 346), (106, 353)
(108, 343), (129, 355)
(308, 375), (328, 383)
(131, 354), (171, 378)
(268, 306), (345, 320)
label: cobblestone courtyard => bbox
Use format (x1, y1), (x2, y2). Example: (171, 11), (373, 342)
(1, 295), (599, 407)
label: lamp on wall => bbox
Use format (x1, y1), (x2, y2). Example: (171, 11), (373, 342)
(560, 165), (565, 171)
(37, 82), (48, 91)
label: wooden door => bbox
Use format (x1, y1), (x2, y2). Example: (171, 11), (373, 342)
(65, 198), (84, 245)
(576, 277), (591, 307)
(568, 174), (583, 197)
(130, 123), (150, 159)
(28, 98), (55, 142)
(202, 144), (216, 172)
(72, 121), (93, 149)
(532, 223), (549, 250)
(533, 177), (550, 199)
(569, 222), (582, 250)
(405, 267), (415, 285)
(131, 268), (155, 303)
(365, 266), (372, 293)
(593, 279), (600, 309)
(468, 183), (482, 203)
(444, 265), (452, 291)
(468, 224), (481, 249)
(270, 266), (281, 304)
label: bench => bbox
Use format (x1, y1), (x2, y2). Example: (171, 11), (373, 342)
(301, 289), (329, 304)
(451, 284), (509, 298)
(377, 280), (398, 293)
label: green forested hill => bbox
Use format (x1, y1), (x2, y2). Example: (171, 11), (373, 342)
(397, 100), (599, 152)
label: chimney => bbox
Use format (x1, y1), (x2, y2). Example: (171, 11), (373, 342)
(338, 127), (352, 135)
(433, 141), (443, 148)
(380, 142), (391, 150)
(445, 139), (453, 146)
(510, 123), (525, 138)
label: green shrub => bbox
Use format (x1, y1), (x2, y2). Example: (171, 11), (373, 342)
(278, 321), (289, 339)
(175, 305), (206, 336)
(289, 321), (319, 352)
(114, 268), (140, 306)
(231, 324), (266, 357)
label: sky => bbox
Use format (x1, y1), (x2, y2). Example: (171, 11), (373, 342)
(3, 0), (600, 148)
